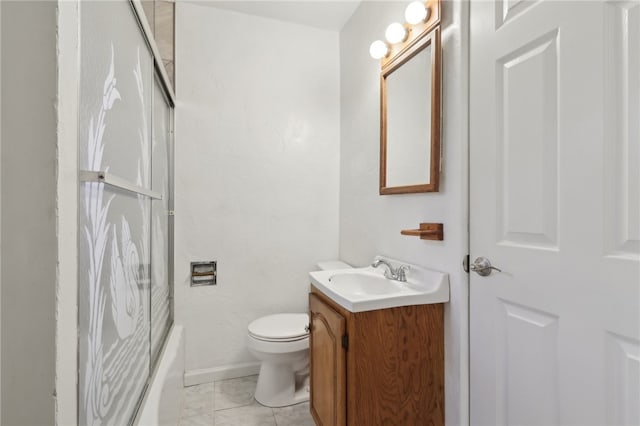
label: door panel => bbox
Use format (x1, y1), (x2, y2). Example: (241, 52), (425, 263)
(606, 333), (640, 424)
(470, 1), (640, 425)
(496, 29), (558, 249)
(498, 301), (559, 425)
(604, 1), (640, 259)
(309, 293), (346, 426)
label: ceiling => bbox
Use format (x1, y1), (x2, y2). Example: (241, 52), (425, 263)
(190, 0), (363, 31)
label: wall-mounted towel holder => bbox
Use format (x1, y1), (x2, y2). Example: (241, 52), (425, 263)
(401, 223), (444, 241)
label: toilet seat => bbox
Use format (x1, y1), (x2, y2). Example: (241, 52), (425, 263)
(248, 313), (309, 342)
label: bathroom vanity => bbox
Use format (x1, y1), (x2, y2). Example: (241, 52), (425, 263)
(308, 260), (447, 426)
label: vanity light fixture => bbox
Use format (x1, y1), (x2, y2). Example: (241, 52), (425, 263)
(385, 22), (408, 44)
(405, 1), (429, 25)
(369, 40), (390, 59)
(370, 1), (434, 60)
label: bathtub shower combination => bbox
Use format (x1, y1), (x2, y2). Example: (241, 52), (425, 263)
(77, 2), (176, 425)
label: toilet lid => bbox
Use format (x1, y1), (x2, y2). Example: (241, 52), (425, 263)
(248, 313), (309, 341)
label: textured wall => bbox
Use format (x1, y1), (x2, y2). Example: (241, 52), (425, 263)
(175, 3), (340, 375)
(339, 2), (469, 424)
(1, 1), (58, 424)
(55, 1), (80, 423)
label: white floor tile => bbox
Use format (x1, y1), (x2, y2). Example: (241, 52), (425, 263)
(214, 375), (259, 411)
(179, 375), (315, 426)
(272, 402), (314, 426)
(185, 383), (215, 400)
(179, 412), (215, 426)
(182, 393), (214, 419)
(214, 402), (276, 426)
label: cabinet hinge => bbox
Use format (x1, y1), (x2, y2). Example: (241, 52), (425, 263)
(342, 334), (349, 351)
(463, 254), (470, 273)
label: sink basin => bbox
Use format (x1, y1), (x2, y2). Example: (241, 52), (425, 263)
(309, 257), (449, 312)
(329, 273), (401, 296)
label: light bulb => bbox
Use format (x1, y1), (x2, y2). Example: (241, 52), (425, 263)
(405, 1), (429, 25)
(385, 23), (408, 44)
(369, 40), (389, 59)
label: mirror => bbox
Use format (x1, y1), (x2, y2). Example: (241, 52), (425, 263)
(380, 27), (441, 194)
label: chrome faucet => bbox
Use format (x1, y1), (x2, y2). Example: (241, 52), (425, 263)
(371, 259), (409, 282)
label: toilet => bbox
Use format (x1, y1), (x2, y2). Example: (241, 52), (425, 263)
(247, 260), (351, 408)
(247, 313), (310, 407)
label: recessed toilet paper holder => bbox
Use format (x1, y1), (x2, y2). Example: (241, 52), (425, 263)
(191, 261), (217, 286)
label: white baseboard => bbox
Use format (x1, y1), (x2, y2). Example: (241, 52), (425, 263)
(183, 361), (261, 387)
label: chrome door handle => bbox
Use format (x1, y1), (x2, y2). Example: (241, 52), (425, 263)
(470, 257), (502, 276)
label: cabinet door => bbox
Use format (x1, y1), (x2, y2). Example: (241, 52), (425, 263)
(309, 293), (347, 426)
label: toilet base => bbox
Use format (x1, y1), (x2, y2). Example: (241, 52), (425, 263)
(254, 362), (310, 408)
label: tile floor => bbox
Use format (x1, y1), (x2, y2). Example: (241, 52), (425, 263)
(179, 375), (315, 426)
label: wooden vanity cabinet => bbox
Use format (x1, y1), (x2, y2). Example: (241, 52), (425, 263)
(309, 287), (444, 426)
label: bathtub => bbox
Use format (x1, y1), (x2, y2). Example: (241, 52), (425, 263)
(134, 325), (185, 426)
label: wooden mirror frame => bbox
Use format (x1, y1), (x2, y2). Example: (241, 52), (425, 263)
(379, 1), (441, 195)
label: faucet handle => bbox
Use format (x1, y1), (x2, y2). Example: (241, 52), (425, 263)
(396, 265), (410, 282)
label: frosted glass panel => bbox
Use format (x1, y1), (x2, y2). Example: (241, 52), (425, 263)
(79, 1), (153, 187)
(79, 1), (154, 425)
(151, 82), (172, 359)
(79, 186), (151, 426)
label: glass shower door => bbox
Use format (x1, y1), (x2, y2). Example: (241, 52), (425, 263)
(78, 1), (156, 424)
(150, 80), (173, 361)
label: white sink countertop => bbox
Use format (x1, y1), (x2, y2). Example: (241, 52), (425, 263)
(309, 256), (449, 313)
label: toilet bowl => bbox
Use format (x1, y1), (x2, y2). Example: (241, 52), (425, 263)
(247, 313), (310, 407)
(247, 260), (351, 408)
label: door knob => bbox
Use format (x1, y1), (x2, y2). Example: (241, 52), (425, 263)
(470, 257), (501, 276)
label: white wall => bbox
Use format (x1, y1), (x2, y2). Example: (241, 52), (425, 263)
(339, 2), (469, 424)
(175, 3), (340, 377)
(55, 1), (80, 424)
(1, 1), (58, 424)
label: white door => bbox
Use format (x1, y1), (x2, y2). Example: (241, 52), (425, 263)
(470, 1), (640, 425)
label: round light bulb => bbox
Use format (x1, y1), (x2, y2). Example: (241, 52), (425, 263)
(369, 40), (389, 59)
(385, 23), (408, 44)
(405, 1), (429, 25)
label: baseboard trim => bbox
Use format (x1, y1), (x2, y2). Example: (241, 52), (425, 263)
(183, 361), (261, 387)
